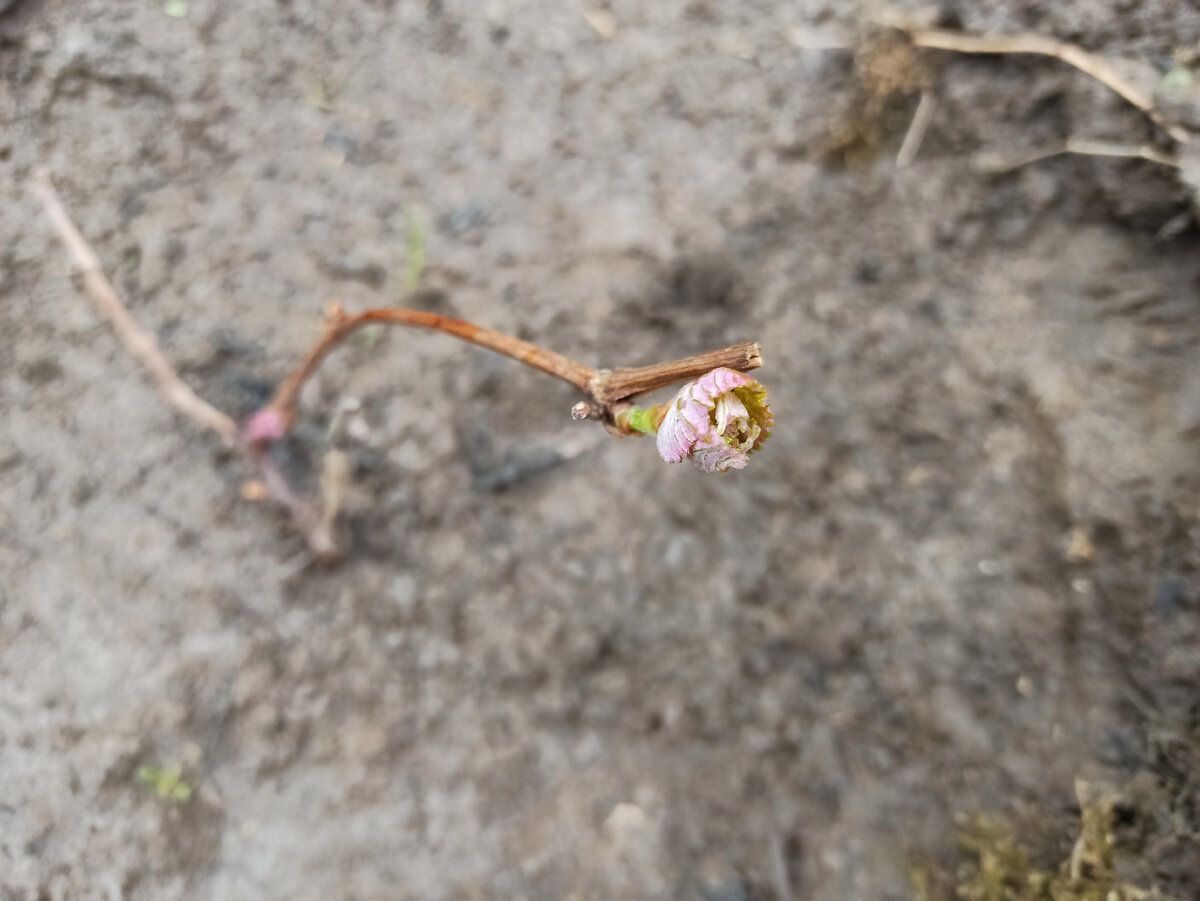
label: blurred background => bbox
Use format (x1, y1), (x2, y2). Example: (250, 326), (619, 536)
(2, 1), (1200, 898)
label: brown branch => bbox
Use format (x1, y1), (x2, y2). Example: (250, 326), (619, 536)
(31, 170), (239, 443)
(909, 28), (1191, 144)
(265, 303), (763, 429)
(588, 341), (762, 405)
(269, 304), (597, 427)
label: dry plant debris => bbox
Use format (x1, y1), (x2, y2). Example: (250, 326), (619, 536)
(908, 28), (1192, 146)
(824, 24), (1196, 178)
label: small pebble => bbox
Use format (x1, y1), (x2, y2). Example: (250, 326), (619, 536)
(978, 560), (1001, 576)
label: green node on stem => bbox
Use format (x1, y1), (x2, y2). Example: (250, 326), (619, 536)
(622, 406), (663, 436)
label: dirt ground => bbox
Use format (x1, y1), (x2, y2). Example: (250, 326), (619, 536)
(3, 1), (1200, 899)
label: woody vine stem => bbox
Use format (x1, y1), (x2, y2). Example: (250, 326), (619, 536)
(257, 303), (762, 438)
(32, 171), (771, 559)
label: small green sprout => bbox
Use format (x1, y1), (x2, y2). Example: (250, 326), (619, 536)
(404, 209), (425, 293)
(1159, 67), (1194, 91)
(305, 75), (342, 113)
(356, 208), (425, 349)
(135, 764), (193, 803)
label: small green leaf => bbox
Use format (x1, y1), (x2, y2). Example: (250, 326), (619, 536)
(305, 79), (337, 112)
(356, 323), (385, 348)
(404, 210), (425, 293)
(135, 763), (194, 803)
(1160, 67), (1194, 91)
(163, 0), (188, 18)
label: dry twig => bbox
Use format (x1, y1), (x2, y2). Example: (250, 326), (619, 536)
(909, 28), (1191, 144)
(31, 170), (239, 442)
(974, 137), (1181, 174)
(262, 302), (762, 435)
(896, 90), (938, 167)
(31, 171), (340, 558)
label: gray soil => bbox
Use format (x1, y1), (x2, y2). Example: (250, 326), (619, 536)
(2, 1), (1199, 899)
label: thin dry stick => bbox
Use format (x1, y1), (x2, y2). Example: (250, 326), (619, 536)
(768, 833), (794, 901)
(258, 455), (339, 560)
(33, 171), (331, 557)
(269, 304), (596, 427)
(909, 28), (1191, 144)
(975, 137), (1181, 174)
(31, 170), (239, 443)
(896, 90), (938, 167)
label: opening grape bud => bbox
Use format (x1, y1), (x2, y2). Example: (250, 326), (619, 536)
(655, 367), (772, 472)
